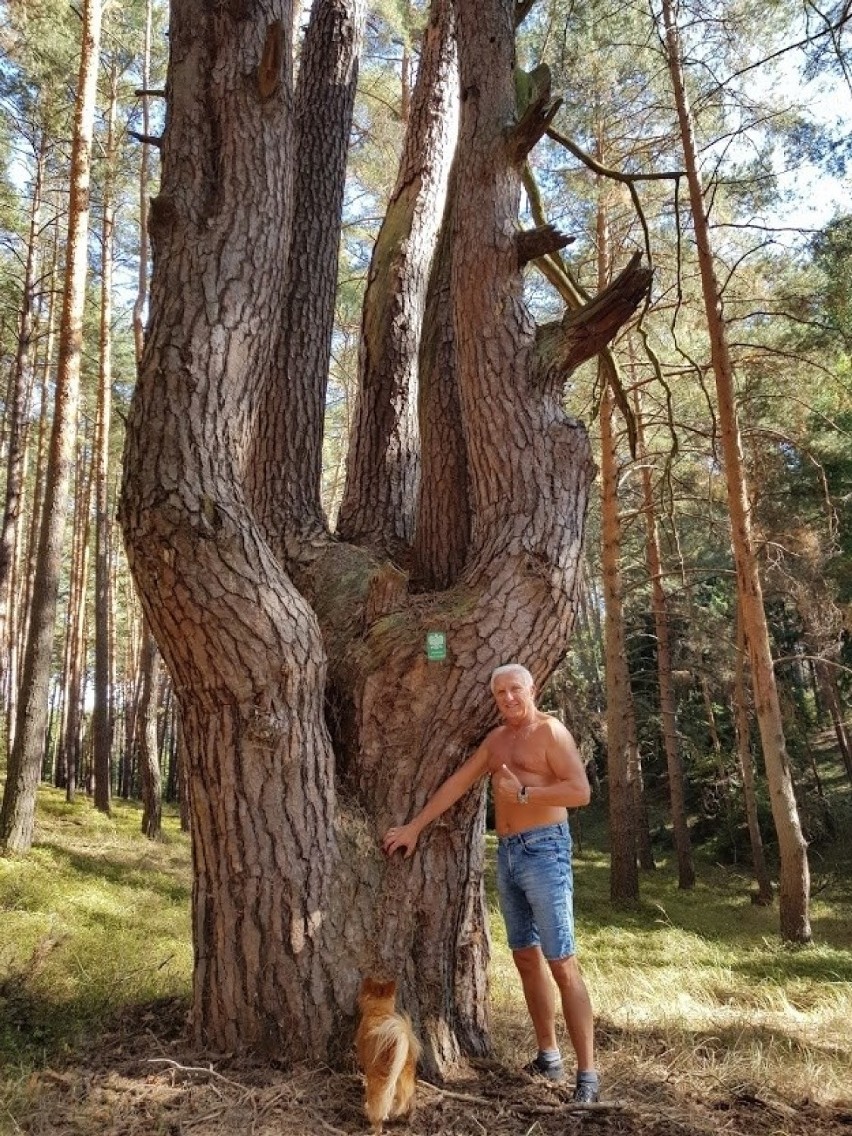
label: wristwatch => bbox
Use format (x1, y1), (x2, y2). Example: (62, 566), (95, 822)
(517, 786), (529, 804)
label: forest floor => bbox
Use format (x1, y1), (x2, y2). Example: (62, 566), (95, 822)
(6, 992), (850, 1136)
(2, 780), (851, 1136)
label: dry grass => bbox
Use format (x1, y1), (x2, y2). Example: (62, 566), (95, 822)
(1, 789), (851, 1135)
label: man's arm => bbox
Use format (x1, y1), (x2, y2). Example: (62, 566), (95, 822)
(382, 742), (491, 858)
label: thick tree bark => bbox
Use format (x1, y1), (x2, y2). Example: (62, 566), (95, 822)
(250, 0), (366, 545)
(337, 0), (457, 556)
(411, 158), (469, 590)
(121, 0), (647, 1071)
(660, 0), (810, 941)
(0, 0), (102, 852)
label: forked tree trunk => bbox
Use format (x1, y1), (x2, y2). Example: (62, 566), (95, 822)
(660, 0), (810, 941)
(121, 0), (648, 1070)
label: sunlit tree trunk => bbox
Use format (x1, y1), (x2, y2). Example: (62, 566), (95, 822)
(0, 141), (46, 747)
(634, 389), (694, 888)
(92, 64), (120, 815)
(337, 0), (457, 556)
(660, 0), (810, 941)
(596, 213), (638, 903)
(734, 609), (774, 904)
(139, 628), (162, 838)
(0, 0), (102, 853)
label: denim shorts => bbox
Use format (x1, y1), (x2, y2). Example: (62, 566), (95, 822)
(496, 821), (575, 960)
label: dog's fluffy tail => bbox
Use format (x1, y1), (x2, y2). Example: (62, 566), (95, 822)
(365, 1015), (419, 1126)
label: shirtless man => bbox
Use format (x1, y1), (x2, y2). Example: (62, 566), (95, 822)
(382, 663), (599, 1103)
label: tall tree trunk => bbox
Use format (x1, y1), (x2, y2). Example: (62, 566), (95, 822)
(15, 241), (60, 753)
(634, 389), (694, 888)
(250, 0), (366, 543)
(660, 0), (810, 941)
(0, 142), (46, 725)
(0, 0), (102, 853)
(599, 366), (639, 902)
(596, 213), (638, 903)
(93, 66), (119, 814)
(59, 449), (93, 802)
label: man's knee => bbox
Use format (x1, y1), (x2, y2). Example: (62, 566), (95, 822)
(547, 953), (583, 989)
(512, 945), (545, 976)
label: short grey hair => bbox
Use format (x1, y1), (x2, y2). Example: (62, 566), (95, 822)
(490, 663), (534, 693)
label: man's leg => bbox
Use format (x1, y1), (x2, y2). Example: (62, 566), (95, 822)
(512, 945), (558, 1052)
(548, 954), (594, 1071)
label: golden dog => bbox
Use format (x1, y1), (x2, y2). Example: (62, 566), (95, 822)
(355, 977), (421, 1134)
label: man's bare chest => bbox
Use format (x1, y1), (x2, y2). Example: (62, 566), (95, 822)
(488, 728), (549, 780)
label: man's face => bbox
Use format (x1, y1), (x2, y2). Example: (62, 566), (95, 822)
(492, 673), (536, 723)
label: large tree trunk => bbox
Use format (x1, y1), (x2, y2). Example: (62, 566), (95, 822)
(660, 0), (810, 942)
(121, 0), (648, 1071)
(0, 0), (102, 852)
(337, 0), (457, 556)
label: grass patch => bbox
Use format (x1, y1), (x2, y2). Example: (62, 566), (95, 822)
(486, 805), (852, 1104)
(1, 785), (850, 1122)
(0, 789), (192, 1076)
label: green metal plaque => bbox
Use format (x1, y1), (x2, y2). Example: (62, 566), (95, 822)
(425, 631), (447, 661)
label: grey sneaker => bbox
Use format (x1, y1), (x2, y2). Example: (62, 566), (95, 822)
(571, 1080), (600, 1103)
(522, 1054), (565, 1082)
